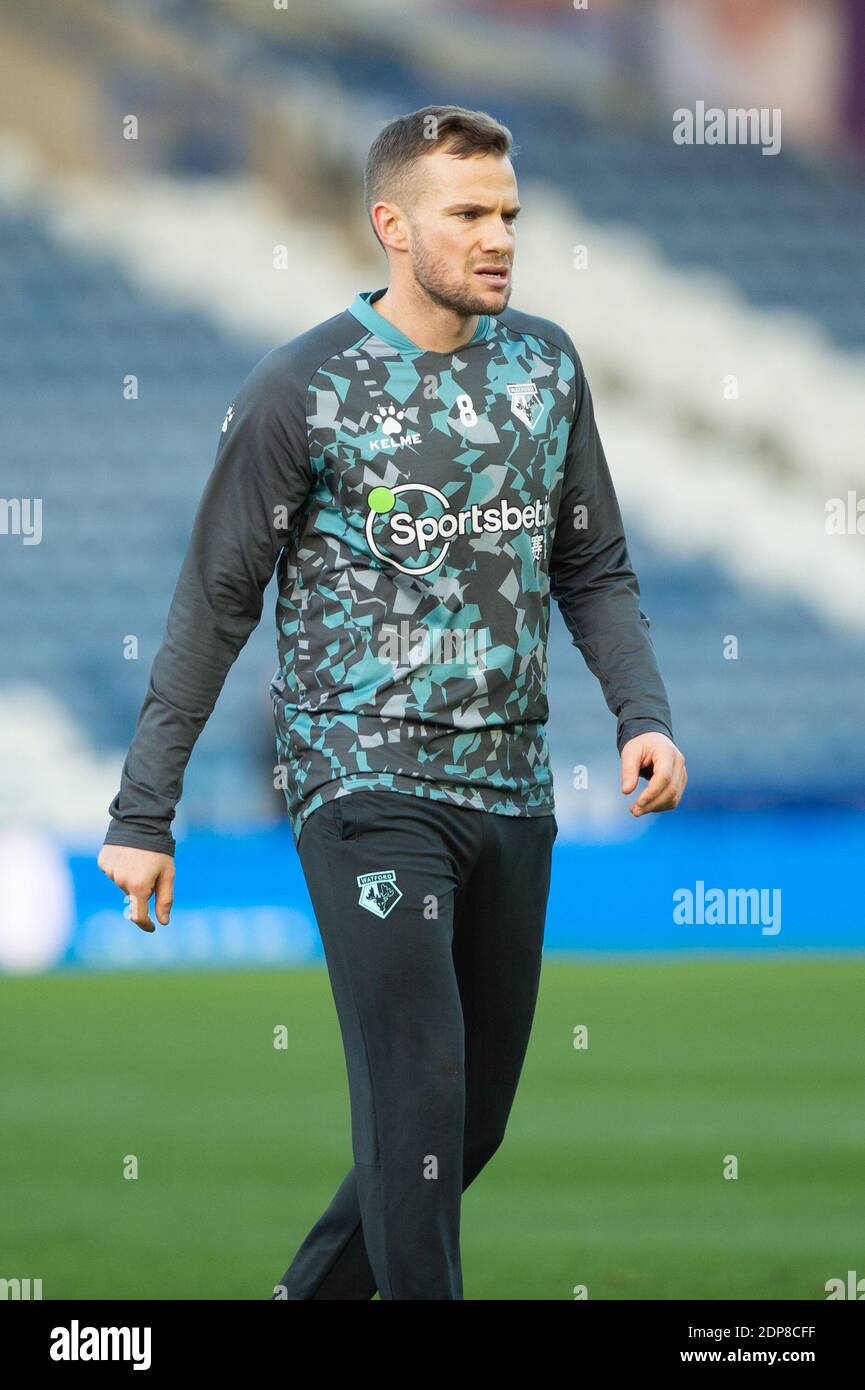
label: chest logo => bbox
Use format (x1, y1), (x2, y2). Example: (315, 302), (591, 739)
(366, 482), (549, 576)
(370, 405), (422, 452)
(507, 382), (544, 431)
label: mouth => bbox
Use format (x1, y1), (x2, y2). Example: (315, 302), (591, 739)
(473, 266), (509, 287)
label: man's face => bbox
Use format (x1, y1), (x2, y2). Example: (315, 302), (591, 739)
(401, 149), (519, 317)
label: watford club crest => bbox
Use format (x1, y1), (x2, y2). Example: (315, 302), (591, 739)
(357, 870), (403, 919)
(507, 381), (544, 430)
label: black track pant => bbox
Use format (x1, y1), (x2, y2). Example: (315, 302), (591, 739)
(271, 787), (556, 1301)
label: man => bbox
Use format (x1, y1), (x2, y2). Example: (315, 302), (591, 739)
(98, 104), (686, 1300)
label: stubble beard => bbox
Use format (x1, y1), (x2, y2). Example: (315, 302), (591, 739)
(411, 236), (512, 318)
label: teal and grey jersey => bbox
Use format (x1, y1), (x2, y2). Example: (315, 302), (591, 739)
(103, 288), (673, 855)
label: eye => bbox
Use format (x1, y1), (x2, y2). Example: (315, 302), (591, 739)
(457, 210), (478, 220)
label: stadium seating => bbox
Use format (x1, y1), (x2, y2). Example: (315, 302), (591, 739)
(3, 15), (865, 835)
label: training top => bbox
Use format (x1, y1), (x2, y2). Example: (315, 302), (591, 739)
(103, 288), (674, 855)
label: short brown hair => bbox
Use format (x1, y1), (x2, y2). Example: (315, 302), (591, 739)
(363, 105), (515, 243)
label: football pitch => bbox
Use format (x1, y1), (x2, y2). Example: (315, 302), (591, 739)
(2, 957), (862, 1300)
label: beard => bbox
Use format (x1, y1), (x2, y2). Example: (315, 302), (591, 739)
(410, 233), (511, 317)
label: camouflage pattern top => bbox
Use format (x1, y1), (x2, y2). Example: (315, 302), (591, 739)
(103, 289), (673, 854)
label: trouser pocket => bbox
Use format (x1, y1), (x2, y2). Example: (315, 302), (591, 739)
(336, 790), (391, 841)
(335, 792), (358, 841)
(332, 795), (347, 840)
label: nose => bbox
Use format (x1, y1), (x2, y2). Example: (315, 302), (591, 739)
(479, 226), (513, 260)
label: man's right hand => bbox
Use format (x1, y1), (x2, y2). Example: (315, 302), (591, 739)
(97, 845), (175, 933)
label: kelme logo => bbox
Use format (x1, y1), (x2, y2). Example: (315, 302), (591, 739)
(370, 405), (421, 452)
(366, 483), (549, 576)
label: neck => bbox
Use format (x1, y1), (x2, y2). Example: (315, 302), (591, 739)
(371, 283), (480, 353)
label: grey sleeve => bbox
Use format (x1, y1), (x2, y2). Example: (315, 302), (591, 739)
(549, 348), (674, 768)
(103, 348), (313, 855)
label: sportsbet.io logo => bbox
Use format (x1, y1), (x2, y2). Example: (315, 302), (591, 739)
(366, 483), (550, 576)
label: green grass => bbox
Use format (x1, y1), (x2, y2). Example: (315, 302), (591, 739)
(2, 959), (863, 1299)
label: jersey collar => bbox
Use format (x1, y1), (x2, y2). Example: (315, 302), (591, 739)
(348, 288), (492, 354)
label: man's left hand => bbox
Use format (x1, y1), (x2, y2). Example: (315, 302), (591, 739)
(621, 733), (687, 817)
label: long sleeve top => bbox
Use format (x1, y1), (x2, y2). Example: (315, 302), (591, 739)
(103, 288), (673, 854)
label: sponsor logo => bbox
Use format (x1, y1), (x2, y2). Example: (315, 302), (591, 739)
(221, 404), (234, 433)
(366, 483), (550, 576)
(507, 381), (544, 430)
(370, 405), (421, 452)
(357, 870), (403, 919)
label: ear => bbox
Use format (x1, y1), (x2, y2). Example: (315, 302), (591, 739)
(371, 200), (407, 253)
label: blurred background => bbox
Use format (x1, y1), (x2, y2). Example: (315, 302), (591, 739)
(1, 0), (863, 1300)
